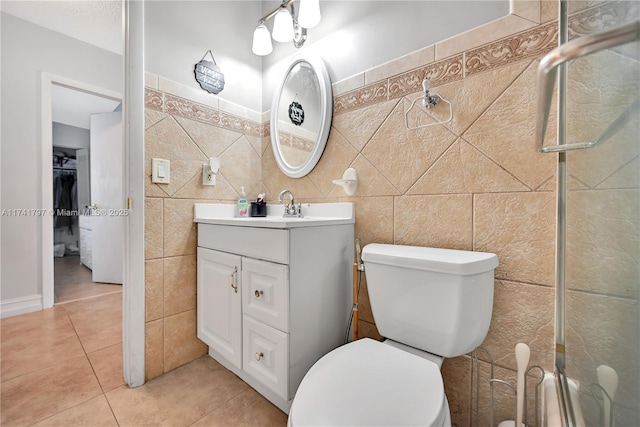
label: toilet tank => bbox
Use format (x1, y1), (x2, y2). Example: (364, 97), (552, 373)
(361, 244), (498, 358)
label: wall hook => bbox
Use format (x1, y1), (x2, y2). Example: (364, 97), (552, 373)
(405, 78), (453, 130)
(332, 168), (358, 196)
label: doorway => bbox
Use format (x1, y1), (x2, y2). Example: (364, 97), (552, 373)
(50, 84), (123, 304)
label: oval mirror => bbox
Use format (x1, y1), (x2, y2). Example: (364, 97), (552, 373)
(270, 53), (332, 178)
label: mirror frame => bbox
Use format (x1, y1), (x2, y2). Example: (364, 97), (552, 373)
(270, 53), (332, 178)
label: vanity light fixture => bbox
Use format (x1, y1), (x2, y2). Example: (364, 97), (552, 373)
(251, 0), (321, 56)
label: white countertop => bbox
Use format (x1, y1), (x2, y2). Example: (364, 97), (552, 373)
(193, 202), (354, 229)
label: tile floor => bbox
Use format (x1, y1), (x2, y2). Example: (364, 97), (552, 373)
(1, 291), (288, 426)
(54, 256), (122, 304)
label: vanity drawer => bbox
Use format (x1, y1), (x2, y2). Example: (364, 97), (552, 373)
(242, 258), (289, 332)
(198, 224), (289, 264)
(243, 316), (289, 400)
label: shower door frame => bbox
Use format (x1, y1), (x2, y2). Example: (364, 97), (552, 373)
(536, 3), (640, 425)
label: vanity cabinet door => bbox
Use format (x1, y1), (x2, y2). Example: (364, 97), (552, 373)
(243, 315), (289, 400)
(197, 247), (242, 369)
(242, 258), (289, 332)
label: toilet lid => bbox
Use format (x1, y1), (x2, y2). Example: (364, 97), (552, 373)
(289, 338), (446, 427)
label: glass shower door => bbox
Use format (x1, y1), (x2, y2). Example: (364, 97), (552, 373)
(536, 3), (639, 425)
(563, 27), (639, 427)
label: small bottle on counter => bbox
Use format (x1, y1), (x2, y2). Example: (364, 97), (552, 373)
(237, 187), (249, 217)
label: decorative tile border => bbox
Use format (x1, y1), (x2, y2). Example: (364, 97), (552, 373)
(333, 80), (388, 116)
(145, 89), (164, 113)
(568, 1), (636, 39)
(165, 94), (220, 126)
(144, 88), (262, 138)
(219, 111), (262, 136)
(278, 132), (315, 153)
(333, 1), (627, 117)
(389, 54), (463, 99)
(465, 21), (557, 77)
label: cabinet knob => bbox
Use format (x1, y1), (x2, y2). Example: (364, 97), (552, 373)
(254, 289), (263, 298)
(255, 352), (264, 361)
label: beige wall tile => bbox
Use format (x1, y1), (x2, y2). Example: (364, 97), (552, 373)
(433, 60), (531, 137)
(441, 356), (472, 427)
(365, 45), (435, 85)
(435, 14), (537, 61)
(163, 198), (199, 257)
(463, 61), (557, 191)
(332, 99), (398, 152)
(565, 50), (640, 188)
(163, 310), (207, 373)
(332, 72), (365, 96)
(343, 196), (394, 247)
(511, 0), (542, 22)
(566, 188), (639, 298)
(261, 135), (271, 156)
(218, 98), (261, 123)
(145, 259), (163, 322)
(145, 319), (163, 381)
(245, 134), (263, 158)
(328, 155), (399, 198)
(173, 170), (238, 201)
(163, 255), (197, 317)
(261, 147), (323, 202)
(482, 280), (555, 371)
(598, 156), (639, 190)
(308, 130), (359, 196)
(145, 71), (159, 90)
(145, 109), (166, 130)
(144, 174), (170, 198)
(220, 136), (262, 199)
(474, 192), (555, 285)
(395, 195), (473, 250)
(362, 99), (457, 194)
(176, 116), (242, 158)
(144, 198), (163, 259)
(410, 139), (529, 195)
(145, 115), (207, 197)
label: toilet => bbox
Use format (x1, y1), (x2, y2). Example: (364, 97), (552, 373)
(288, 243), (498, 426)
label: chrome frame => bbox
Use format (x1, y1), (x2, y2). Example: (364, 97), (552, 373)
(535, 21), (640, 153)
(536, 3), (640, 426)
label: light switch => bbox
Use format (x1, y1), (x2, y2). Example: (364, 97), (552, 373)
(152, 158), (170, 184)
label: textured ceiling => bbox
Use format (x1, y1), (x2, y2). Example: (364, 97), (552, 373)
(1, 0), (123, 54)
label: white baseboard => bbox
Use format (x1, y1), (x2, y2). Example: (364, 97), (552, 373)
(1, 295), (43, 318)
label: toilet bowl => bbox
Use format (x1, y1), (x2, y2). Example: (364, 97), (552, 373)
(288, 244), (497, 427)
(288, 338), (450, 427)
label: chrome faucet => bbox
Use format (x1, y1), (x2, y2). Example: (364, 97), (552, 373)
(278, 190), (303, 218)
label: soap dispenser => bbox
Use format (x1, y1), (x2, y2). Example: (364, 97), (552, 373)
(237, 187), (249, 217)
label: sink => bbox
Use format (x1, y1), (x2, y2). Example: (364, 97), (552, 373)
(193, 202), (354, 229)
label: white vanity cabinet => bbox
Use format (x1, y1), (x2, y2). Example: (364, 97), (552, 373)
(195, 204), (354, 413)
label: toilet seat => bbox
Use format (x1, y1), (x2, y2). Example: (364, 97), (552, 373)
(288, 338), (448, 427)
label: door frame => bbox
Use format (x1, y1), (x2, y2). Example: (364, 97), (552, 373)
(40, 0), (145, 389)
(41, 74), (122, 308)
